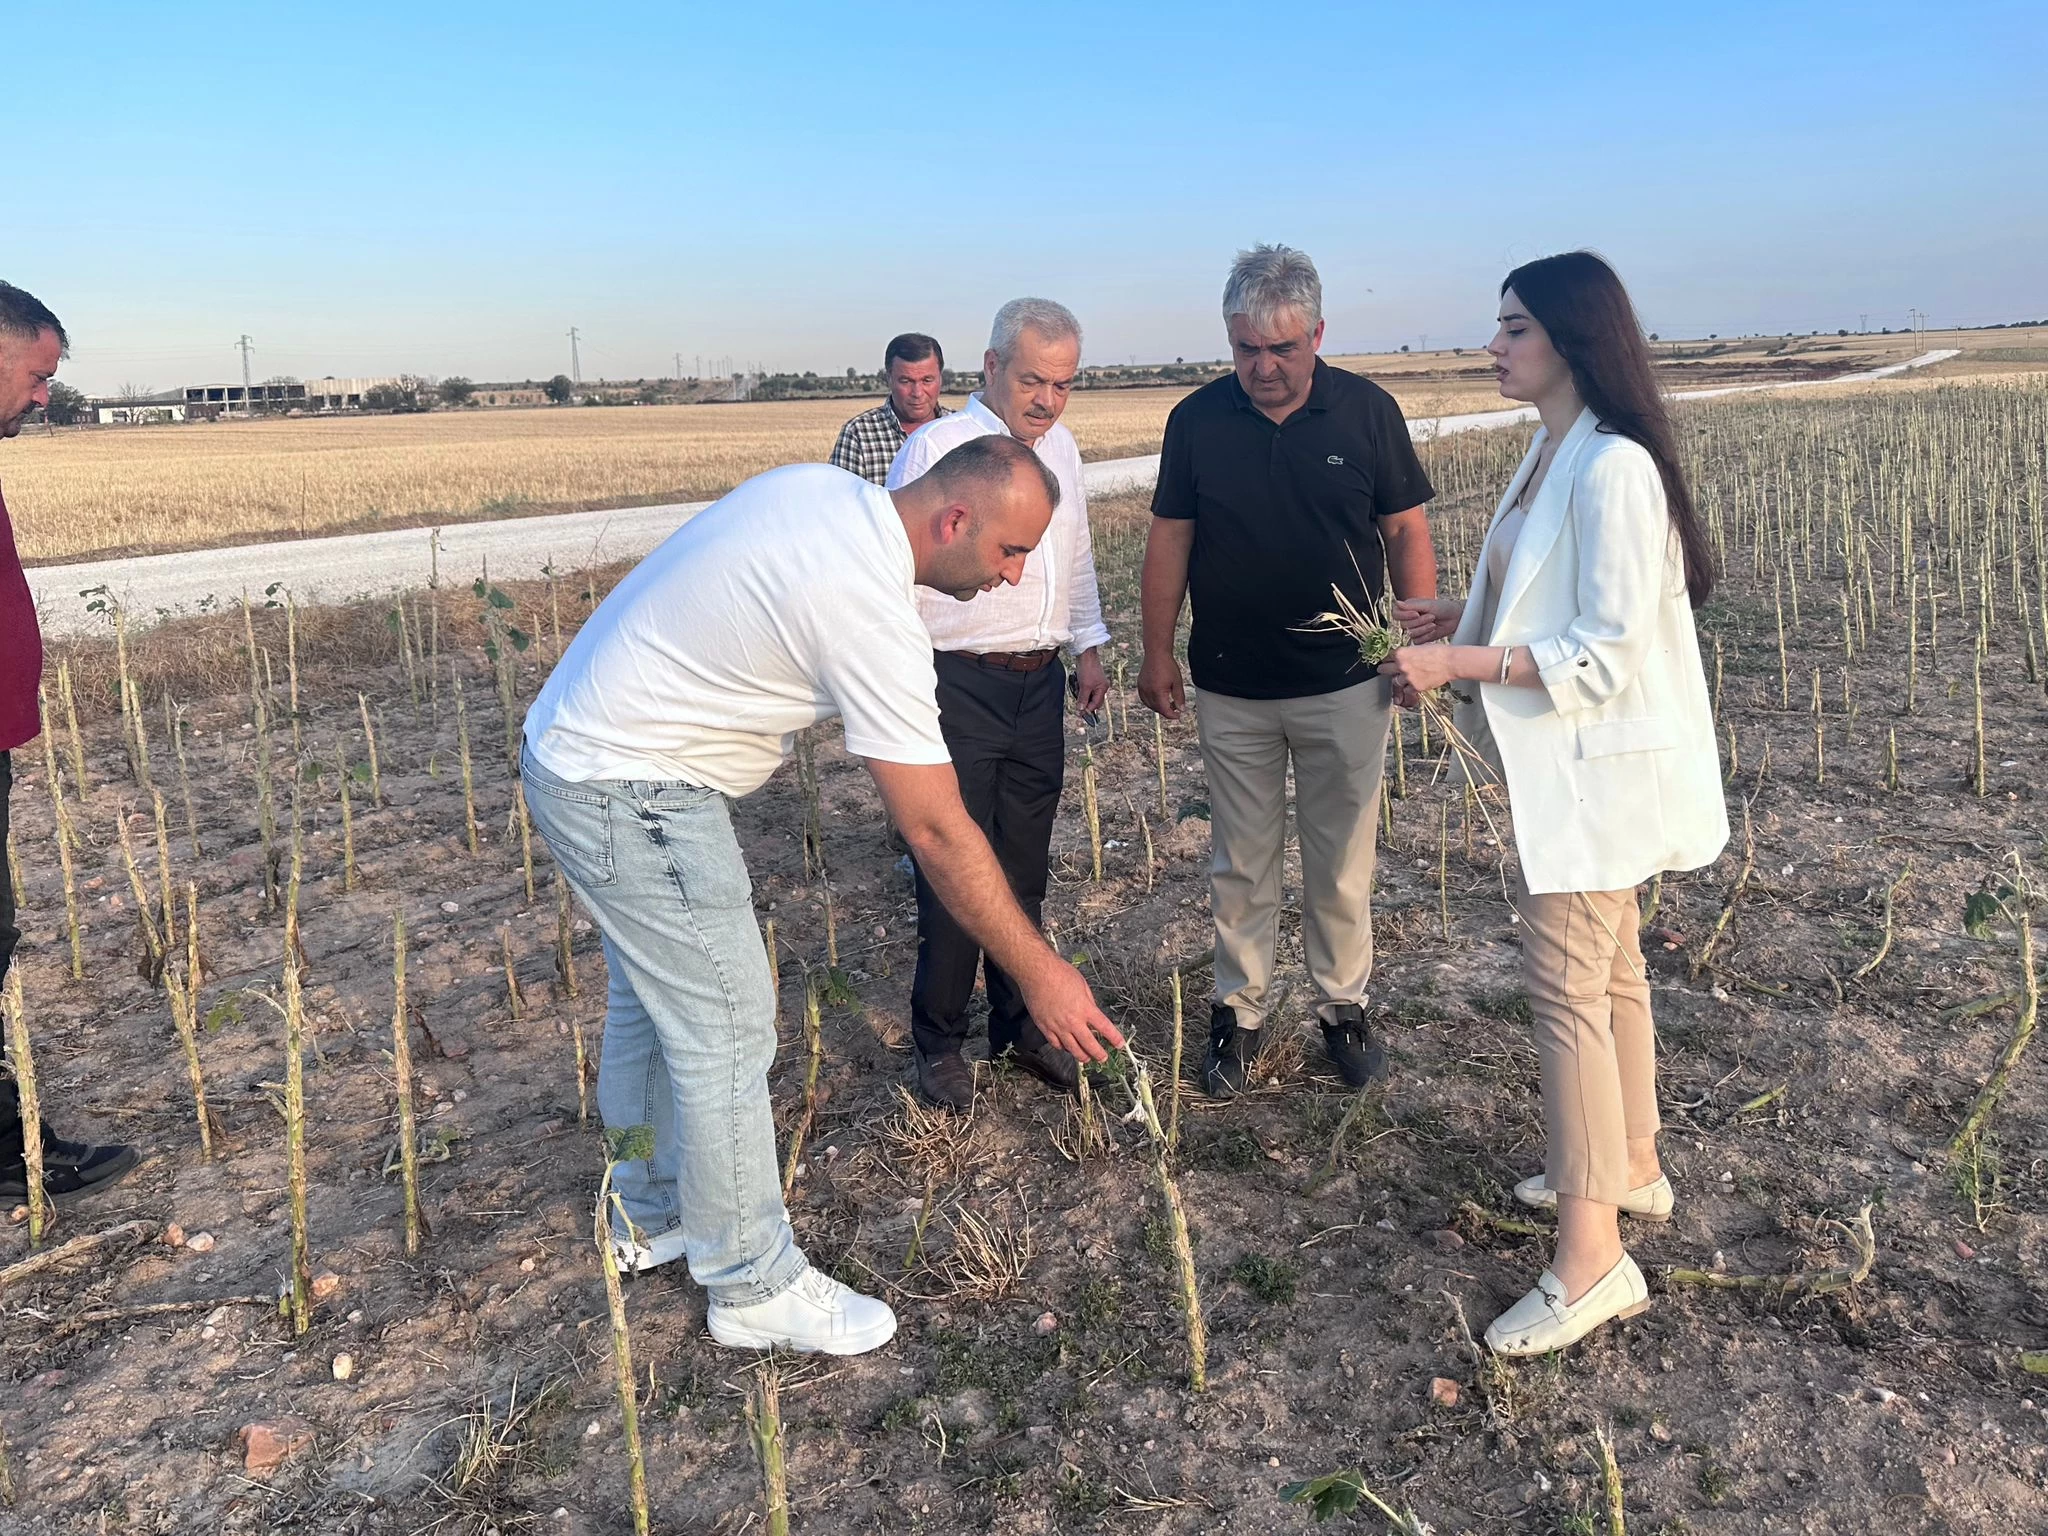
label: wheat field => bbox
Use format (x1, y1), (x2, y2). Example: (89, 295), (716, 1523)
(5, 326), (2039, 563)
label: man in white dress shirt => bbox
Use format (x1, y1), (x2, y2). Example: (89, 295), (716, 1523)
(886, 297), (1111, 1109)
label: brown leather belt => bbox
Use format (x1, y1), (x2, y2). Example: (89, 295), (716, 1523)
(950, 647), (1058, 673)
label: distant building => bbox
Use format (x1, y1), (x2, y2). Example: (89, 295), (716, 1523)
(303, 377), (402, 410)
(170, 375), (549, 417)
(184, 380), (310, 416)
(94, 391), (188, 425)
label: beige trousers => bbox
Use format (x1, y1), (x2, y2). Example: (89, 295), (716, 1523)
(1195, 680), (1390, 1026)
(1515, 877), (1661, 1204)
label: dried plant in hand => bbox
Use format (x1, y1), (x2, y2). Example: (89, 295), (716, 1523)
(1297, 552), (1404, 673)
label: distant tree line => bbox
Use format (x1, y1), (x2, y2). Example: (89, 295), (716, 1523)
(750, 359), (1228, 402)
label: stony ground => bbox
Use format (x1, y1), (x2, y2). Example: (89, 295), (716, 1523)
(1, 485), (2046, 1536)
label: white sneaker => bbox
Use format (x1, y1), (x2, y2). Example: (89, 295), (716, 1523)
(610, 1223), (690, 1275)
(1512, 1173), (1674, 1221)
(707, 1267), (898, 1356)
(1485, 1253), (1651, 1357)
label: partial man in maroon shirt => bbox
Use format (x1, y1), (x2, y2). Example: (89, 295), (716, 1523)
(0, 280), (141, 1206)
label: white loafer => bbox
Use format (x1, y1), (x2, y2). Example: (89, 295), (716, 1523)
(610, 1222), (691, 1275)
(708, 1267), (898, 1356)
(1512, 1173), (1674, 1221)
(1485, 1253), (1650, 1357)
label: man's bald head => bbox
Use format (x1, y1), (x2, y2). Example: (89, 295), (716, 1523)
(894, 434), (1060, 601)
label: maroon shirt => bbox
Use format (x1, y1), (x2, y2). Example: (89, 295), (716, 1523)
(0, 484), (43, 751)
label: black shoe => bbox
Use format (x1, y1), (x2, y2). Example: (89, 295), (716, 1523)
(1202, 1005), (1256, 1099)
(1320, 1003), (1387, 1088)
(1002, 1035), (1080, 1095)
(914, 1047), (975, 1112)
(0, 1130), (142, 1206)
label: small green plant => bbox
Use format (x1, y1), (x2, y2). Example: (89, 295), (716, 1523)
(1053, 1465), (1113, 1517)
(1951, 852), (2039, 1157)
(1280, 1467), (1430, 1530)
(1953, 1133), (2004, 1230)
(1230, 1252), (1299, 1304)
(1073, 1278), (1123, 1330)
(1191, 1126), (1263, 1173)
(1695, 1456), (1734, 1506)
(877, 1396), (922, 1433)
(1472, 986), (1534, 1026)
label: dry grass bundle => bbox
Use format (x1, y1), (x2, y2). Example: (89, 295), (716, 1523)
(931, 1199), (1035, 1303)
(869, 1085), (981, 1189)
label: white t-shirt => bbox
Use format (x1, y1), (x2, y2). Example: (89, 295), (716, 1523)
(885, 393), (1112, 656)
(523, 464), (951, 797)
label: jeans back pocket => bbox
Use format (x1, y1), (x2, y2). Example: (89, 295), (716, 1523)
(527, 774), (617, 888)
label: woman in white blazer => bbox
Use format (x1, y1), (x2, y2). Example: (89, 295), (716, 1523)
(1382, 252), (1727, 1357)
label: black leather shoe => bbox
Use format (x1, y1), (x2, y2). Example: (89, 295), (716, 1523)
(0, 1130), (142, 1206)
(1202, 1005), (1256, 1098)
(914, 1047), (975, 1111)
(1003, 1036), (1080, 1095)
(1320, 1003), (1387, 1088)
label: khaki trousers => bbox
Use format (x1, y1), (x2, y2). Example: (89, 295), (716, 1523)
(1195, 680), (1389, 1026)
(1515, 877), (1660, 1204)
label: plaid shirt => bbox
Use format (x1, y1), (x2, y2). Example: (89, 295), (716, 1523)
(829, 399), (950, 485)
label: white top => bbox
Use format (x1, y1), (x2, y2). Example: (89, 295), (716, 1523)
(885, 393), (1113, 656)
(1450, 408), (1727, 895)
(1484, 498), (1529, 604)
(523, 464), (952, 797)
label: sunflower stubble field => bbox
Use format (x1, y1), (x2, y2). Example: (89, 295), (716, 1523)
(0, 378), (2046, 1535)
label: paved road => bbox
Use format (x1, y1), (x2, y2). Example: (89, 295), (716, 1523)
(28, 348), (1957, 637)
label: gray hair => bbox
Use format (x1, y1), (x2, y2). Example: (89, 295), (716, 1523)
(988, 297), (1081, 365)
(1222, 244), (1322, 334)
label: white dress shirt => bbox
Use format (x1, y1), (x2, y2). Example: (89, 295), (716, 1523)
(885, 393), (1113, 656)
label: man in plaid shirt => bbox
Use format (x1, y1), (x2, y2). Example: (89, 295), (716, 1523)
(829, 333), (950, 484)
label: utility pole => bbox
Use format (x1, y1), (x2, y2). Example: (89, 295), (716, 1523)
(674, 352), (683, 383)
(236, 334), (254, 414)
(1859, 312), (1869, 335)
(568, 326), (582, 385)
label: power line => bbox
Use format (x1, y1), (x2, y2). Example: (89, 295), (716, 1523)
(236, 334), (254, 412)
(567, 326), (582, 384)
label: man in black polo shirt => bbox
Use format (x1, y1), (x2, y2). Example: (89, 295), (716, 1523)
(1139, 244), (1438, 1097)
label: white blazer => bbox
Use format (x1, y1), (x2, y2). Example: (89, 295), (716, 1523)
(1451, 407), (1728, 895)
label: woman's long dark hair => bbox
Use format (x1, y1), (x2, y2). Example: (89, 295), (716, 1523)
(1503, 251), (1715, 607)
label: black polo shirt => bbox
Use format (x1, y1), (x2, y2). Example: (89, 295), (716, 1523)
(1152, 360), (1434, 700)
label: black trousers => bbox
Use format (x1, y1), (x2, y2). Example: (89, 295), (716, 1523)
(2, 751), (23, 1163)
(910, 653), (1066, 1059)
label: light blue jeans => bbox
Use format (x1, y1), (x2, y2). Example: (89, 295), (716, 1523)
(521, 747), (806, 1305)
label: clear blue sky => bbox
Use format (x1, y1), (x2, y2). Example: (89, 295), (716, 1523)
(9, 2), (2042, 394)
